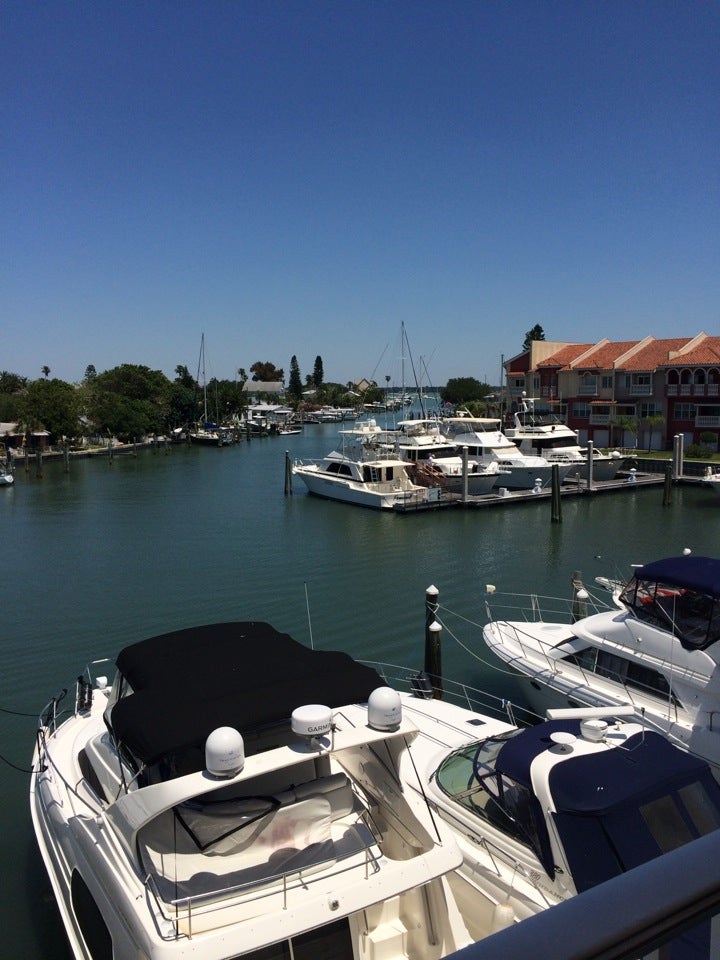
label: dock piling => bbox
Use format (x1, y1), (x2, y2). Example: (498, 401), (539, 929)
(424, 585), (442, 699)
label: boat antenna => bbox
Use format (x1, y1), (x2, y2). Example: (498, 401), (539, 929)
(304, 581), (314, 649)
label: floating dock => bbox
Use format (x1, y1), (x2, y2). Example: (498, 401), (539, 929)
(394, 470), (667, 512)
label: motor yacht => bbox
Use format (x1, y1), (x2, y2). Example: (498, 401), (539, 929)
(482, 555), (720, 775)
(292, 420), (434, 509)
(441, 416), (575, 490)
(385, 420), (503, 496)
(400, 693), (720, 921)
(31, 622), (489, 960)
(504, 398), (624, 482)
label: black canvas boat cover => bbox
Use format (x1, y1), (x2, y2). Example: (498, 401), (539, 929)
(110, 622), (384, 767)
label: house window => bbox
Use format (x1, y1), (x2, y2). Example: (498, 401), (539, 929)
(601, 376), (613, 389)
(572, 403), (591, 419)
(674, 404), (696, 421)
(640, 403), (658, 418)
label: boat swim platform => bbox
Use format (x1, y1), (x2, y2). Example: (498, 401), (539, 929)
(393, 470), (667, 512)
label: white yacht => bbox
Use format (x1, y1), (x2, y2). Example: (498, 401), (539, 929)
(292, 420), (434, 509)
(400, 694), (720, 920)
(441, 416), (575, 490)
(388, 419), (502, 496)
(31, 622), (494, 960)
(504, 398), (624, 482)
(482, 555), (720, 775)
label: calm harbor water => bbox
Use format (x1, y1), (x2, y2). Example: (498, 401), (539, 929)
(2, 423), (718, 958)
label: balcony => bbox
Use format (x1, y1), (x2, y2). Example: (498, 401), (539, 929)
(696, 415), (720, 428)
(577, 385), (598, 396)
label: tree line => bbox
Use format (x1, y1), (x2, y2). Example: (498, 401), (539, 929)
(0, 357), (498, 445)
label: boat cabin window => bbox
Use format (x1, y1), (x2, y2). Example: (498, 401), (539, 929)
(327, 463), (353, 477)
(563, 646), (678, 705)
(620, 575), (720, 650)
(557, 775), (720, 893)
(434, 733), (550, 868)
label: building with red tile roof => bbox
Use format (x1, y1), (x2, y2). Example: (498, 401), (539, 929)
(503, 333), (720, 450)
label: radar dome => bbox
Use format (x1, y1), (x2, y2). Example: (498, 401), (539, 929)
(291, 704), (333, 739)
(368, 687), (402, 731)
(205, 727), (245, 777)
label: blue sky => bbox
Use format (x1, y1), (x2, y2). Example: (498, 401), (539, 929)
(3, 1), (718, 388)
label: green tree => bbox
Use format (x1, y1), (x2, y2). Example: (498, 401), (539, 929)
(643, 414), (665, 452)
(522, 325), (546, 352)
(83, 365), (97, 382)
(174, 364), (196, 390)
(312, 356), (324, 389)
(250, 361), (284, 382)
(440, 377), (490, 406)
(287, 356), (303, 402)
(20, 378), (82, 440)
(611, 415), (639, 450)
(89, 364), (173, 440)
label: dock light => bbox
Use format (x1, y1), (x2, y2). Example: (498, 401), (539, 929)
(486, 584), (496, 594)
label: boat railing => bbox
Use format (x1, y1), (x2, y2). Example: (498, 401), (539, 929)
(484, 614), (685, 724)
(361, 660), (541, 727)
(147, 825), (383, 940)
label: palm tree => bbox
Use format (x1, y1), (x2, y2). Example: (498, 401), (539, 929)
(643, 414), (665, 452)
(41, 365), (51, 379)
(611, 415), (639, 451)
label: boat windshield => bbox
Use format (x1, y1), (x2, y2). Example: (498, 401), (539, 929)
(621, 575), (720, 651)
(433, 731), (553, 874)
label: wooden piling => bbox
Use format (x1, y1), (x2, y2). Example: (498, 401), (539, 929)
(663, 463), (673, 506)
(284, 451), (293, 495)
(424, 585), (442, 698)
(63, 442), (70, 473)
(551, 463), (562, 523)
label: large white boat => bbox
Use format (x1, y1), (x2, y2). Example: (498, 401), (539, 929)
(30, 622), (527, 960)
(504, 398), (624, 482)
(292, 420), (434, 509)
(400, 692), (720, 920)
(441, 416), (575, 490)
(383, 419), (503, 496)
(482, 555), (720, 775)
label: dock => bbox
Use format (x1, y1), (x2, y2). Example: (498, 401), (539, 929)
(394, 469), (668, 513)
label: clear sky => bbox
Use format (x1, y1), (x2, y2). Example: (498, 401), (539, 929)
(3, 1), (718, 389)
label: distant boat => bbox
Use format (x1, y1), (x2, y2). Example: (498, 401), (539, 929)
(189, 335), (234, 446)
(0, 445), (14, 486)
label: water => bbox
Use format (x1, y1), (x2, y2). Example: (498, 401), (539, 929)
(2, 426), (717, 958)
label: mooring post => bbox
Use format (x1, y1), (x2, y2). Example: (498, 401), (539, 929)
(108, 438), (113, 464)
(551, 463), (562, 523)
(586, 440), (594, 492)
(663, 462), (673, 506)
(571, 570), (588, 622)
(424, 585), (443, 698)
(35, 449), (43, 478)
(284, 451), (293, 495)
(63, 441), (70, 473)
(462, 445), (469, 502)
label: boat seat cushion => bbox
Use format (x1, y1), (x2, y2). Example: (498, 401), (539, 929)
(174, 774), (355, 855)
